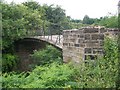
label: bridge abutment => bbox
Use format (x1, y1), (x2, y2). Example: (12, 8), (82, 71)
(63, 27), (118, 63)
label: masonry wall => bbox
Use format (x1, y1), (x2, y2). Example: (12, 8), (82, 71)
(63, 27), (118, 63)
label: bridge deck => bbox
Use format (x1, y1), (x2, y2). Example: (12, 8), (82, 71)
(33, 35), (63, 49)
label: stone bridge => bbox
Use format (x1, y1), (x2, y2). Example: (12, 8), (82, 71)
(14, 27), (119, 71)
(30, 27), (119, 63)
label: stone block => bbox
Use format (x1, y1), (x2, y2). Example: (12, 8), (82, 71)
(63, 35), (68, 38)
(99, 28), (107, 33)
(92, 34), (104, 40)
(78, 30), (82, 33)
(84, 28), (99, 33)
(85, 43), (100, 48)
(79, 35), (84, 38)
(70, 39), (75, 42)
(74, 44), (80, 47)
(85, 34), (90, 40)
(63, 43), (68, 46)
(80, 43), (85, 47)
(99, 41), (104, 46)
(93, 48), (103, 54)
(78, 39), (84, 43)
(93, 50), (103, 54)
(99, 34), (104, 40)
(73, 34), (77, 38)
(83, 40), (99, 43)
(63, 56), (72, 63)
(84, 48), (92, 54)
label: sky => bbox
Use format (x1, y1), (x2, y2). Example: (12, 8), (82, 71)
(4, 0), (119, 20)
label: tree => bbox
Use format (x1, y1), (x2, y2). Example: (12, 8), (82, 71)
(22, 1), (40, 10)
(2, 1), (43, 50)
(43, 4), (70, 34)
(98, 16), (118, 28)
(2, 3), (28, 49)
(82, 15), (94, 24)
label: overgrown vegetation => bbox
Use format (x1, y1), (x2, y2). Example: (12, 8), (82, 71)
(95, 16), (118, 28)
(2, 37), (119, 88)
(1, 0), (119, 89)
(2, 54), (18, 72)
(30, 45), (62, 68)
(2, 62), (74, 88)
(69, 37), (118, 88)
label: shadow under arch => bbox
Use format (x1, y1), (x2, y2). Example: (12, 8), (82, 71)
(13, 38), (62, 71)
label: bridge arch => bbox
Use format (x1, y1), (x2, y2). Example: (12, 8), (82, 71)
(13, 37), (62, 71)
(14, 37), (62, 53)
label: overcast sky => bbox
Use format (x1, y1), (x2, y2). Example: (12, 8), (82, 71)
(4, 0), (119, 19)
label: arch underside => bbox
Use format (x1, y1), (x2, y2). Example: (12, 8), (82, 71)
(13, 38), (62, 71)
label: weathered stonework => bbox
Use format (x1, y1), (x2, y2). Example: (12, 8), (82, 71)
(63, 27), (119, 63)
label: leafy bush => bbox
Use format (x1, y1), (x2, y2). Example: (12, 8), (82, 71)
(30, 45), (62, 66)
(97, 16), (118, 28)
(2, 54), (19, 72)
(2, 62), (74, 88)
(2, 72), (26, 88)
(104, 37), (118, 61)
(22, 62), (74, 88)
(67, 37), (119, 88)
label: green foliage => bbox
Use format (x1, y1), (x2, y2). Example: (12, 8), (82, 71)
(82, 15), (118, 28)
(2, 0), (119, 88)
(2, 1), (74, 50)
(2, 37), (119, 88)
(22, 1), (41, 10)
(23, 62), (73, 88)
(70, 22), (86, 29)
(67, 37), (118, 88)
(104, 37), (118, 60)
(2, 54), (19, 72)
(43, 4), (72, 34)
(2, 2), (45, 49)
(2, 72), (26, 88)
(2, 62), (74, 88)
(82, 15), (94, 25)
(31, 45), (62, 67)
(2, 3), (27, 49)
(95, 16), (118, 28)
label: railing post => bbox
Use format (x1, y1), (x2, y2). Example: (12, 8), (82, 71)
(58, 25), (60, 44)
(42, 20), (45, 38)
(51, 33), (52, 40)
(49, 28), (52, 40)
(48, 29), (50, 40)
(59, 33), (60, 44)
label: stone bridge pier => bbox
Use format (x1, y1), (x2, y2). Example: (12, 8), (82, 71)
(62, 27), (118, 63)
